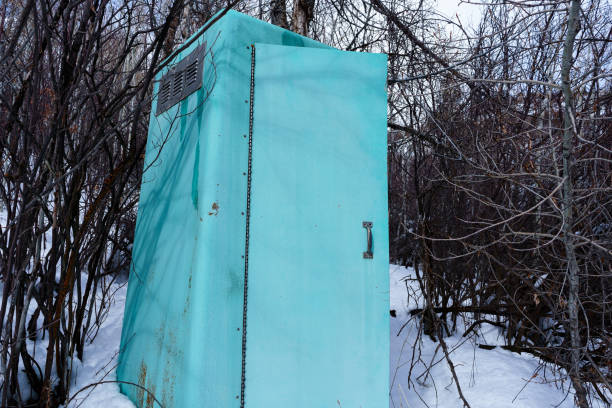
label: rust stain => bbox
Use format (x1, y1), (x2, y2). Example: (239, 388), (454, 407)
(167, 331), (178, 357)
(162, 356), (176, 407)
(183, 270), (192, 316)
(208, 201), (219, 216)
(155, 322), (166, 355)
(137, 361), (147, 408)
(146, 384), (156, 408)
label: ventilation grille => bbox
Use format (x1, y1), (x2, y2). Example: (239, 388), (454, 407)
(159, 78), (172, 107)
(185, 60), (199, 88)
(156, 42), (206, 115)
(173, 71), (184, 99)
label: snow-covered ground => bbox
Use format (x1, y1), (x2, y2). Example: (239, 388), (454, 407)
(61, 265), (587, 407)
(62, 281), (134, 408)
(389, 265), (582, 408)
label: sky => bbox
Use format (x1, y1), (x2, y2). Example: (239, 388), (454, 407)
(435, 0), (483, 27)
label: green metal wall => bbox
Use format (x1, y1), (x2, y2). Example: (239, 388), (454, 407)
(118, 10), (388, 408)
(117, 11), (328, 408)
(245, 43), (389, 407)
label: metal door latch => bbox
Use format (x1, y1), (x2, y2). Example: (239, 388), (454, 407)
(363, 221), (373, 259)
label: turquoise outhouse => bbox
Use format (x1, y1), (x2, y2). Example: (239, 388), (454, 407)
(117, 10), (389, 408)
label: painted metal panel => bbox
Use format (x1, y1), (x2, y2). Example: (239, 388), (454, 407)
(117, 16), (249, 408)
(245, 44), (389, 407)
(118, 11), (333, 408)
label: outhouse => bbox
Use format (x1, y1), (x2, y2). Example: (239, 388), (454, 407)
(117, 10), (389, 408)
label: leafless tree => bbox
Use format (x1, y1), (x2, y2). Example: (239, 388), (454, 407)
(379, 0), (611, 406)
(0, 0), (229, 405)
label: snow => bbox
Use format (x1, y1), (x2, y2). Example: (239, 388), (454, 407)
(390, 264), (583, 408)
(53, 265), (589, 407)
(62, 282), (133, 408)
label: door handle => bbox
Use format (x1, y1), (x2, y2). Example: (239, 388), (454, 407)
(363, 221), (373, 259)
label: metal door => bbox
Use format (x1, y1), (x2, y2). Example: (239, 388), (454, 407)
(243, 43), (389, 407)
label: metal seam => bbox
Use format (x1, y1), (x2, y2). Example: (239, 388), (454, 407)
(240, 43), (255, 408)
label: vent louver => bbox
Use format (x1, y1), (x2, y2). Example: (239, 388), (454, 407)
(159, 78), (171, 107)
(173, 70), (184, 99)
(156, 42), (206, 115)
(185, 60), (199, 87)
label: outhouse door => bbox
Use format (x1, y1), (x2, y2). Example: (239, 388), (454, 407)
(243, 44), (389, 407)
